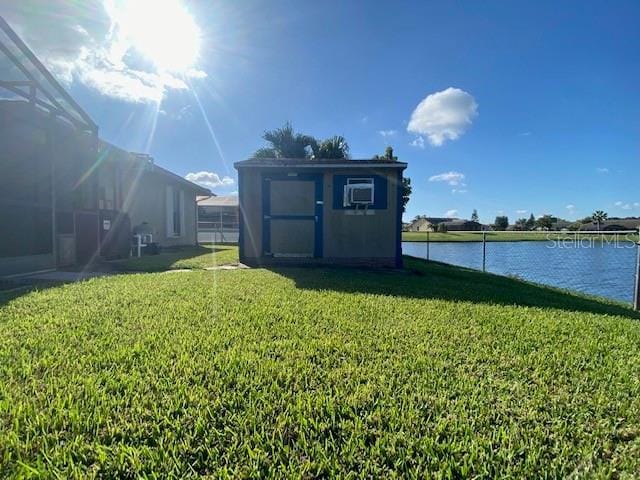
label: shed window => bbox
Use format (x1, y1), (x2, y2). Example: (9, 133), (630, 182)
(347, 178), (373, 185)
(333, 175), (388, 210)
(98, 165), (117, 210)
(344, 178), (375, 206)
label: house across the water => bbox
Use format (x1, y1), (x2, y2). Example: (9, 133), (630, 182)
(407, 216), (483, 232)
(580, 218), (640, 231)
(234, 157), (407, 268)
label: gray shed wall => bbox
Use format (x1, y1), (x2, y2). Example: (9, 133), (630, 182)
(239, 167), (401, 267)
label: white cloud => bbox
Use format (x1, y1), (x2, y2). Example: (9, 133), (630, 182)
(161, 105), (193, 121)
(2, 1), (207, 103)
(596, 167), (610, 174)
(445, 209), (459, 218)
(566, 204), (576, 214)
(185, 171), (234, 189)
(451, 188), (467, 194)
(361, 115), (369, 124)
(615, 201), (632, 210)
(378, 129), (397, 137)
(635, 202), (640, 208)
(429, 171), (465, 186)
(516, 209), (528, 215)
(407, 87), (478, 146)
(518, 131), (532, 136)
(409, 136), (425, 148)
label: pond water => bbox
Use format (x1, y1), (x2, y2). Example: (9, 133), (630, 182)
(402, 240), (638, 304)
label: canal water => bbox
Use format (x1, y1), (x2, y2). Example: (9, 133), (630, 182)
(402, 240), (638, 304)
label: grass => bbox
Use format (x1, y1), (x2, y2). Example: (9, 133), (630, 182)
(402, 230), (639, 242)
(1, 249), (640, 477)
(109, 244), (239, 272)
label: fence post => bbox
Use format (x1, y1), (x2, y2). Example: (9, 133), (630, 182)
(219, 211), (224, 244)
(482, 230), (487, 273)
(426, 230), (430, 261)
(634, 229), (640, 311)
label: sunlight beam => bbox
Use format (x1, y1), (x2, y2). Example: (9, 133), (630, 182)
(188, 79), (230, 175)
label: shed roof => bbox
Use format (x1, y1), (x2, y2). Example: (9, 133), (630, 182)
(234, 158), (407, 169)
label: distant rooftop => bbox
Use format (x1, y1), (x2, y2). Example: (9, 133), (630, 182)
(443, 219), (480, 225)
(412, 217), (460, 224)
(235, 158), (407, 169)
(197, 195), (238, 207)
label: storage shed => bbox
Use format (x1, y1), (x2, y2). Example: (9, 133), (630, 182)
(235, 158), (407, 268)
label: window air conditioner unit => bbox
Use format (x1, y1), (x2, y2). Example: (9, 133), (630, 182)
(344, 183), (374, 206)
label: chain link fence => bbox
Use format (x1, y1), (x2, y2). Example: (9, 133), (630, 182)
(197, 221), (239, 244)
(403, 230), (640, 309)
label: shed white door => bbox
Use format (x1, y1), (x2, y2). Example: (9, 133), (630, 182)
(262, 174), (322, 258)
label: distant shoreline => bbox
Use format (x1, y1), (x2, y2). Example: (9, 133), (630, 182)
(402, 231), (639, 242)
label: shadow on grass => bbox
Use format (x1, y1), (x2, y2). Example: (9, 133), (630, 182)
(0, 245), (238, 306)
(269, 256), (640, 320)
(108, 245), (234, 273)
(0, 279), (75, 307)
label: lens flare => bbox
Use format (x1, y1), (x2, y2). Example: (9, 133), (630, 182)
(108, 0), (202, 73)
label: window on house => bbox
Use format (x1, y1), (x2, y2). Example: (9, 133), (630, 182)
(98, 166), (116, 210)
(172, 188), (182, 236)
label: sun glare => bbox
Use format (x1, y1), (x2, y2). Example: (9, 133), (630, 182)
(117, 0), (202, 73)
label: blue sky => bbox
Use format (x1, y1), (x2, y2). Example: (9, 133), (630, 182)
(4, 0), (639, 223)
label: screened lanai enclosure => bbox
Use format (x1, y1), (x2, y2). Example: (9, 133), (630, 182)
(0, 16), (208, 276)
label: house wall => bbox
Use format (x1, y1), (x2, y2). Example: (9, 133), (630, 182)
(410, 220), (433, 232)
(0, 101), (202, 277)
(120, 169), (198, 247)
(239, 167), (402, 267)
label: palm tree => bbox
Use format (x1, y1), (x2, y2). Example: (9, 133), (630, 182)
(372, 146), (397, 161)
(312, 136), (350, 159)
(253, 123), (350, 160)
(253, 122), (317, 159)
(591, 210), (608, 231)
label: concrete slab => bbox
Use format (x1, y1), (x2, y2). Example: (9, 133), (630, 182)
(205, 264), (250, 271)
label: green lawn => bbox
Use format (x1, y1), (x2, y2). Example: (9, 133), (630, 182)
(110, 244), (239, 272)
(1, 253), (640, 477)
(403, 230), (639, 242)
